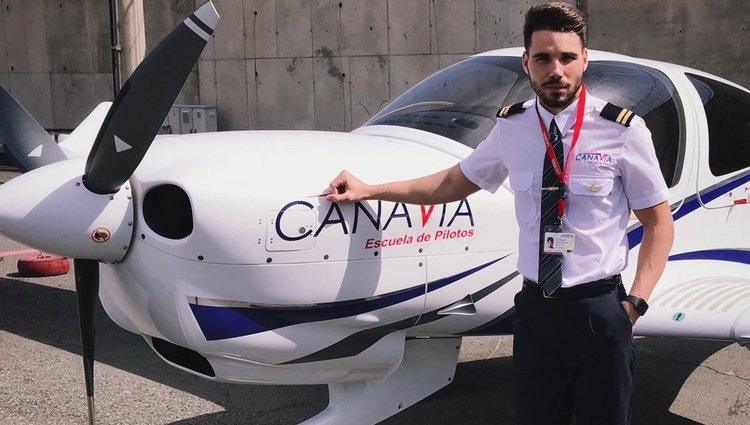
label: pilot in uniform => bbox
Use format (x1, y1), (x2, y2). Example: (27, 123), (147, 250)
(459, 92), (669, 424)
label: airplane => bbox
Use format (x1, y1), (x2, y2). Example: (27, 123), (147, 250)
(0, 1), (748, 424)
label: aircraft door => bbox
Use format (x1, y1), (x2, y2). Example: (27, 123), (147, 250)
(413, 250), (519, 336)
(688, 73), (750, 210)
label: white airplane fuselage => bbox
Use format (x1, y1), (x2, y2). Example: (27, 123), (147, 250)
(97, 129), (521, 384)
(1, 46), (749, 424)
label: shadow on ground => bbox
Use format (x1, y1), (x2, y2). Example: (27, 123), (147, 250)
(0, 275), (729, 424)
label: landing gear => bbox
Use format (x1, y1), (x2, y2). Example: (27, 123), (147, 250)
(301, 337), (461, 425)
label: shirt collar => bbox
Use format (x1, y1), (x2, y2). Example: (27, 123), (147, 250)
(535, 93), (582, 139)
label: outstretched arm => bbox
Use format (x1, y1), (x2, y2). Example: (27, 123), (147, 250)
(622, 200), (674, 324)
(326, 164), (480, 205)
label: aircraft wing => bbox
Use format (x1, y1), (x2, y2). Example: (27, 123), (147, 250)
(633, 259), (750, 347)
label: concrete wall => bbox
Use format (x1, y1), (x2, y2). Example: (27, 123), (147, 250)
(197, 0), (547, 131)
(0, 0), (748, 131)
(0, 0), (112, 130)
(585, 0), (750, 88)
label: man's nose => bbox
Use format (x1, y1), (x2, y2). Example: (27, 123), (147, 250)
(549, 60), (564, 77)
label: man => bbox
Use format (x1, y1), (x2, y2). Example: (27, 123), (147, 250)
(326, 2), (674, 424)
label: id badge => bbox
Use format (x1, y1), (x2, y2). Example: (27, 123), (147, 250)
(543, 225), (575, 254)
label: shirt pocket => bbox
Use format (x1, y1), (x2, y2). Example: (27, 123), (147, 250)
(566, 176), (615, 227)
(508, 171), (537, 226)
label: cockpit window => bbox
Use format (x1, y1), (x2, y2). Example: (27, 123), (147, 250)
(364, 56), (685, 187)
(365, 57), (531, 149)
(687, 73), (750, 176)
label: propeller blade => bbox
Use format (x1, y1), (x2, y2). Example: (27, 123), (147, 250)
(73, 258), (100, 425)
(83, 1), (219, 194)
(0, 86), (68, 172)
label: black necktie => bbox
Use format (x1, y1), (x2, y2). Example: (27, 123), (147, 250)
(538, 118), (563, 295)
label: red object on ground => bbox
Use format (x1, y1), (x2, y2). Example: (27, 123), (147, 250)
(17, 253), (71, 277)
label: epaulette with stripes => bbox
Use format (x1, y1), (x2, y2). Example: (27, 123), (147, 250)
(497, 102), (525, 118)
(600, 103), (636, 127)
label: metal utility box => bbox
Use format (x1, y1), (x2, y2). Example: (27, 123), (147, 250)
(160, 105), (217, 134)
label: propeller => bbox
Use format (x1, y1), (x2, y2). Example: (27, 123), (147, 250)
(73, 259), (99, 425)
(0, 4), (219, 422)
(73, 3), (219, 422)
(0, 86), (68, 171)
(84, 1), (219, 194)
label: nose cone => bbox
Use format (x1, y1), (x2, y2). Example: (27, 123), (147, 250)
(0, 159), (134, 261)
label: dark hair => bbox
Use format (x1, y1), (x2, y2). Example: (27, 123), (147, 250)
(523, 2), (587, 50)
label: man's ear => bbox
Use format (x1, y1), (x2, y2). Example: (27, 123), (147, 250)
(582, 47), (588, 72)
(522, 52), (530, 75)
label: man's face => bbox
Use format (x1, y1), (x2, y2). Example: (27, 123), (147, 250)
(522, 30), (588, 113)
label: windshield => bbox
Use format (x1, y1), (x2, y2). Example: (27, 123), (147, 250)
(365, 57), (532, 149)
(364, 55), (685, 186)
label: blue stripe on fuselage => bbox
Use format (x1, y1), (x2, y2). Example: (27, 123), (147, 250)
(628, 169), (750, 248)
(191, 171), (750, 342)
(669, 248), (750, 265)
(190, 255), (508, 341)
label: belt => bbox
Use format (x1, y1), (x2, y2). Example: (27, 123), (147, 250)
(522, 275), (623, 300)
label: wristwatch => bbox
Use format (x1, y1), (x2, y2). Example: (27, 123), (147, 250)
(625, 295), (649, 316)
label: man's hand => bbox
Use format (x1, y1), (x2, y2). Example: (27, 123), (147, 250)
(620, 300), (639, 326)
(325, 164), (480, 205)
(326, 170), (369, 203)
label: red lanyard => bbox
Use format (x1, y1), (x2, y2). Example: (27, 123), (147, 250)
(535, 83), (587, 218)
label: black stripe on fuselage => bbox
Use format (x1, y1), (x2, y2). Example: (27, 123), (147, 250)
(282, 271), (519, 364)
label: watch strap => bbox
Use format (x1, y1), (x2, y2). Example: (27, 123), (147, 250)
(625, 295), (649, 316)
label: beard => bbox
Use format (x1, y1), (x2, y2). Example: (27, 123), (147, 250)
(530, 76), (583, 111)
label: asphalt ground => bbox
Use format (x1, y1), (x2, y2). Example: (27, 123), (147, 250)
(0, 155), (748, 425)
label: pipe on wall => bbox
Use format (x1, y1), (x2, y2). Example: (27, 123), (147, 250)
(109, 0), (122, 97)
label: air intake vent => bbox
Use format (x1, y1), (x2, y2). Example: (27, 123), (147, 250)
(650, 277), (750, 312)
(143, 184), (193, 239)
(152, 337), (215, 377)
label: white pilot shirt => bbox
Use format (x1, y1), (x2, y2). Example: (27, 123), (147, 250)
(460, 92), (669, 287)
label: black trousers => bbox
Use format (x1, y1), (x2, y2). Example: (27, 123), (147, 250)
(513, 278), (635, 425)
